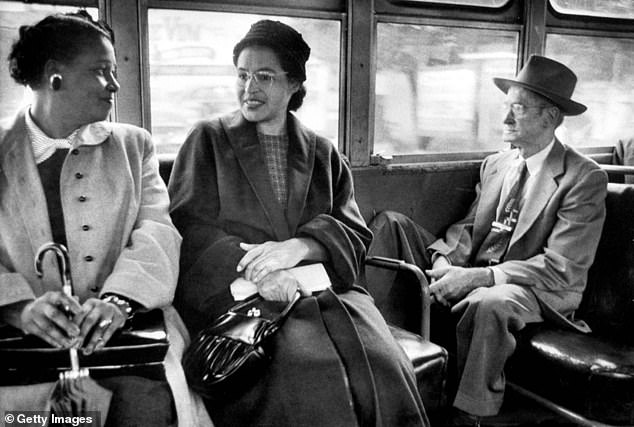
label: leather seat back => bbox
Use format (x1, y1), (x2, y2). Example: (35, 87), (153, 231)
(579, 183), (634, 343)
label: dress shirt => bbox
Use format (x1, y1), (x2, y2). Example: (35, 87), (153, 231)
(490, 139), (555, 284)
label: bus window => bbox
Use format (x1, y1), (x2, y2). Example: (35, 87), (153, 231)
(0, 1), (98, 121)
(374, 22), (517, 156)
(545, 34), (634, 147)
(147, 9), (341, 155)
(550, 0), (634, 20)
(387, 0), (509, 7)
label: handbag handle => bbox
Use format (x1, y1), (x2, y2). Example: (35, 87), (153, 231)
(279, 291), (301, 318)
(230, 291), (301, 325)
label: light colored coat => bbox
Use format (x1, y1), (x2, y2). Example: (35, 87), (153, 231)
(0, 110), (211, 426)
(429, 139), (608, 327)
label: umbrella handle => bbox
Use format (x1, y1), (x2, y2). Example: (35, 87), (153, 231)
(34, 243), (82, 374)
(34, 242), (74, 297)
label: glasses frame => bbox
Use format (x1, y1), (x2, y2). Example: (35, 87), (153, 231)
(503, 102), (550, 117)
(236, 70), (289, 90)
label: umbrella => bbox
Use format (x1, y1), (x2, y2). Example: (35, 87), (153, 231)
(34, 242), (112, 424)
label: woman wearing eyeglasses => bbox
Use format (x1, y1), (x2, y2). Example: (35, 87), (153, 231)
(168, 20), (428, 427)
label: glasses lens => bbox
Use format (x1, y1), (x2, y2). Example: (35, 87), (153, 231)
(503, 103), (527, 115)
(237, 71), (249, 84)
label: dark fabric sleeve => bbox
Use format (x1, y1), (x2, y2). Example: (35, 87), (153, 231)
(168, 123), (245, 332)
(297, 147), (372, 291)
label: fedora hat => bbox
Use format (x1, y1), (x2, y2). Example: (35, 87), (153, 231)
(494, 55), (586, 116)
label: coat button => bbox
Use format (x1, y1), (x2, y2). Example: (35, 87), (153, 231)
(75, 172), (84, 179)
(71, 149), (80, 155)
(82, 225), (90, 231)
(84, 255), (94, 262)
(78, 195), (87, 202)
(90, 286), (100, 293)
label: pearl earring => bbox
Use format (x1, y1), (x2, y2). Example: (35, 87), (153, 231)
(50, 74), (62, 91)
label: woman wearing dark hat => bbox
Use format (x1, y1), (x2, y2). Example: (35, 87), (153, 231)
(169, 20), (429, 426)
(0, 11), (211, 426)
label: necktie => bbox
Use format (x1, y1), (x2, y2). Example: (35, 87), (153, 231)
(474, 159), (528, 266)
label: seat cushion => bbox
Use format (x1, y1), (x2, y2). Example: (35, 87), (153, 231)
(508, 325), (634, 425)
(389, 325), (448, 415)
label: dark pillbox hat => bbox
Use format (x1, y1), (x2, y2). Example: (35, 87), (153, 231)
(233, 20), (311, 81)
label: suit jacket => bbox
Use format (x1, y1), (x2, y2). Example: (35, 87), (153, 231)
(168, 110), (372, 332)
(0, 110), (210, 427)
(429, 139), (608, 320)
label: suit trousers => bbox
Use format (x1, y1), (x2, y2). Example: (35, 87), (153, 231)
(366, 211), (544, 416)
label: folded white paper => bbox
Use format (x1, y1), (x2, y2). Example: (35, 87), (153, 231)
(230, 263), (332, 300)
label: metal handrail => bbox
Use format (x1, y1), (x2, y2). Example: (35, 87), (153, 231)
(364, 255), (431, 340)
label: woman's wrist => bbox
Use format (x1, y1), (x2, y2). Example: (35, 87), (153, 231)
(101, 293), (137, 320)
(294, 237), (327, 262)
(1, 299), (32, 330)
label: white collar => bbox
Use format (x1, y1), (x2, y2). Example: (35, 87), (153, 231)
(26, 108), (112, 164)
(518, 138), (555, 176)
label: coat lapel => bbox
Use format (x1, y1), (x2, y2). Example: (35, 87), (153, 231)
(221, 112), (291, 241)
(472, 155), (507, 251)
(0, 111), (60, 284)
(509, 140), (564, 248)
(286, 115), (315, 235)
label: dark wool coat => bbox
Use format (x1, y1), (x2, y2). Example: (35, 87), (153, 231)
(168, 110), (428, 427)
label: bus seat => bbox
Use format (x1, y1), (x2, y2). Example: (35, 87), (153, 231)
(507, 182), (634, 426)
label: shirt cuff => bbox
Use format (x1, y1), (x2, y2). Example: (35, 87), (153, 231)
(489, 266), (508, 285)
(430, 252), (451, 265)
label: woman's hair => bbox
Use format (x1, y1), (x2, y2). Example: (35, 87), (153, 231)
(233, 20), (311, 111)
(8, 10), (114, 88)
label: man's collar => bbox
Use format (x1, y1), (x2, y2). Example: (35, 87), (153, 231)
(521, 138), (555, 175)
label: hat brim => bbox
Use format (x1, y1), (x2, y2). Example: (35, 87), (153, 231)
(493, 77), (587, 116)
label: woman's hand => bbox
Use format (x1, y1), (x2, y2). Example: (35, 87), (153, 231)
(74, 298), (127, 355)
(237, 238), (326, 283)
(256, 270), (310, 302)
(237, 239), (305, 282)
(17, 291), (83, 348)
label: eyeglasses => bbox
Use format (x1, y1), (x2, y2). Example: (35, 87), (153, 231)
(236, 70), (288, 89)
(502, 102), (548, 116)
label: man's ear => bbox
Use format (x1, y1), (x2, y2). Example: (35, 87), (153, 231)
(543, 106), (559, 128)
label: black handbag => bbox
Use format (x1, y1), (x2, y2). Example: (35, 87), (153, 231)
(0, 309), (169, 385)
(182, 292), (300, 400)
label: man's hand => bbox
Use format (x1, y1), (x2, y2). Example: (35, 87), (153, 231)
(426, 266), (493, 306)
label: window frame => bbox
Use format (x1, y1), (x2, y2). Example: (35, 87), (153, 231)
(4, 0), (631, 166)
(136, 0), (347, 155)
(368, 13), (523, 165)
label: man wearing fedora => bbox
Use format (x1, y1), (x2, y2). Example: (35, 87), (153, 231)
(365, 55), (608, 424)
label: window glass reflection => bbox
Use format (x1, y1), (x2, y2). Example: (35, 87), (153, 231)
(550, 0), (634, 20)
(374, 22), (518, 156)
(0, 2), (98, 121)
(148, 9), (341, 154)
(546, 34), (634, 147)
(388, 0), (509, 7)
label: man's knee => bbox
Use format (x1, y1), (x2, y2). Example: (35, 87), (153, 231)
(456, 287), (514, 321)
(369, 210), (411, 232)
(455, 285), (537, 330)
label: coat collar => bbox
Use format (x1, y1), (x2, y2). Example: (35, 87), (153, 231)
(219, 111), (316, 241)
